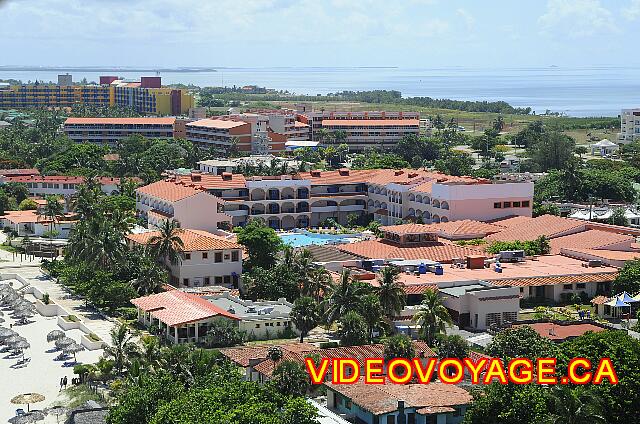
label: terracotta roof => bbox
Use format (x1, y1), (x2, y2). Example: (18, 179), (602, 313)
(171, 173), (248, 190)
(513, 322), (605, 341)
(147, 209), (173, 220)
(187, 119), (249, 129)
(1, 210), (52, 224)
(486, 215), (586, 242)
(490, 215), (533, 228)
(591, 295), (609, 305)
(549, 229), (635, 255)
(381, 223), (435, 234)
(136, 180), (204, 202)
(327, 379), (471, 416)
(489, 272), (617, 287)
(298, 169), (382, 185)
(252, 341), (435, 378)
(0, 168), (39, 177)
(293, 121), (309, 128)
(322, 119), (420, 127)
(65, 117), (176, 125)
(402, 283), (438, 295)
(337, 239), (484, 263)
(562, 248), (640, 262)
(219, 343), (318, 367)
(130, 290), (239, 326)
(126, 229), (242, 251)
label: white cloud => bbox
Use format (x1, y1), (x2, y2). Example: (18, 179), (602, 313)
(623, 0), (640, 20)
(538, 0), (616, 37)
(456, 8), (475, 30)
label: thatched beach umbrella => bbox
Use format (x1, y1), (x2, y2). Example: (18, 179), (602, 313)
(4, 334), (25, 345)
(0, 327), (17, 338)
(63, 342), (84, 362)
(10, 393), (45, 412)
(8, 411), (45, 424)
(54, 337), (74, 350)
(46, 330), (65, 343)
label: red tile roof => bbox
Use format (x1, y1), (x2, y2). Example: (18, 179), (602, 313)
(402, 283), (438, 295)
(219, 343), (317, 367)
(126, 229), (242, 251)
(171, 173), (248, 190)
(0, 168), (39, 177)
(382, 220), (502, 239)
(299, 169), (383, 185)
(513, 322), (605, 341)
(187, 119), (249, 129)
(65, 117), (176, 125)
(136, 180), (204, 202)
(327, 379), (471, 415)
(488, 272), (617, 287)
(486, 215), (586, 242)
(5, 175), (123, 185)
(562, 248), (640, 262)
(131, 290), (239, 326)
(381, 223), (435, 234)
(591, 295), (609, 305)
(337, 239), (484, 263)
(549, 229), (635, 254)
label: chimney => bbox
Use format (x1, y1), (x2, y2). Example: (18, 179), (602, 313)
(191, 171), (202, 182)
(397, 400), (407, 424)
(394, 170), (404, 176)
(310, 170), (321, 177)
(338, 168), (350, 176)
(222, 172), (233, 181)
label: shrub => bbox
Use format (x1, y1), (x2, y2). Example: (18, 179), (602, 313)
(42, 293), (50, 305)
(66, 315), (79, 322)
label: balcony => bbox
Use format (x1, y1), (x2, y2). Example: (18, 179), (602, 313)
(311, 206), (339, 213)
(225, 209), (249, 217)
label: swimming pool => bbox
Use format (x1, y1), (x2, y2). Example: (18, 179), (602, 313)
(279, 231), (357, 247)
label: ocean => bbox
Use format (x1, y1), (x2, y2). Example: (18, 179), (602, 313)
(0, 66), (637, 117)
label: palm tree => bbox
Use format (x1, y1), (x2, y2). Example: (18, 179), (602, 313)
(333, 130), (347, 145)
(303, 267), (334, 302)
(317, 128), (333, 145)
(411, 288), (452, 345)
(147, 219), (185, 268)
(493, 116), (505, 132)
(375, 266), (406, 320)
(42, 195), (64, 230)
(290, 297), (320, 343)
(129, 251), (168, 295)
(546, 386), (606, 424)
(323, 269), (367, 325)
(104, 323), (138, 376)
(359, 294), (385, 342)
(267, 345), (283, 365)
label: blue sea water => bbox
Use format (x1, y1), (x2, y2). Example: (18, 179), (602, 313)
(1, 66), (637, 117)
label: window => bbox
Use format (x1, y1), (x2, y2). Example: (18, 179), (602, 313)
(503, 201), (511, 208)
(215, 252), (223, 263)
(255, 324), (260, 328)
(185, 253), (191, 260)
(386, 416), (396, 424)
(202, 252), (208, 259)
(563, 284), (573, 290)
(204, 277), (210, 285)
(522, 200), (530, 207)
(276, 322), (281, 327)
(494, 202), (502, 209)
(224, 275), (231, 286)
(408, 413), (416, 424)
(513, 201), (521, 207)
(577, 283), (586, 289)
(183, 278), (189, 286)
(232, 250), (240, 262)
(215, 276), (223, 285)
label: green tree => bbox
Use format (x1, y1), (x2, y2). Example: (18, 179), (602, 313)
(545, 386), (605, 424)
(411, 288), (452, 345)
(383, 334), (415, 361)
(104, 323), (139, 376)
(609, 207), (629, 227)
(463, 384), (549, 424)
(528, 130), (576, 171)
(323, 269), (368, 325)
(147, 219), (185, 268)
(336, 311), (368, 346)
(290, 297), (320, 343)
(612, 259), (640, 294)
(486, 326), (558, 360)
(18, 198), (38, 210)
(375, 265), (406, 319)
(434, 151), (474, 176)
(532, 202), (560, 217)
(205, 318), (244, 348)
(574, 145), (588, 159)
(359, 294), (385, 342)
(235, 219), (283, 269)
(435, 334), (468, 359)
(271, 360), (311, 397)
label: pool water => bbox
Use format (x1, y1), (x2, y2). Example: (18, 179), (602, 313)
(280, 231), (355, 247)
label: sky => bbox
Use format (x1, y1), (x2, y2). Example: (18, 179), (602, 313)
(1, 0), (639, 68)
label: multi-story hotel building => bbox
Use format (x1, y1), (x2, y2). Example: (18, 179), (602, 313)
(0, 75), (194, 115)
(0, 175), (126, 197)
(294, 105), (420, 151)
(63, 117), (182, 146)
(320, 119), (420, 151)
(136, 168), (533, 229)
(186, 119), (254, 152)
(617, 109), (640, 144)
